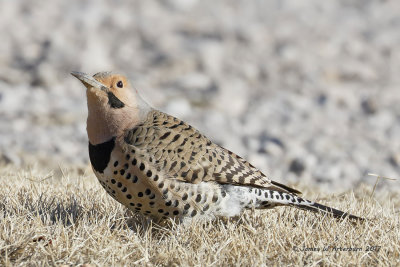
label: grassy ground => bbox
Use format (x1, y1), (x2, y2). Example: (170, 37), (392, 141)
(0, 165), (398, 266)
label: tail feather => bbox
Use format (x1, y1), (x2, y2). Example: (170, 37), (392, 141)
(256, 189), (364, 221)
(295, 201), (364, 221)
(270, 180), (302, 195)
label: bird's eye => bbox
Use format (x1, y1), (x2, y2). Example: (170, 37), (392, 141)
(117, 81), (123, 88)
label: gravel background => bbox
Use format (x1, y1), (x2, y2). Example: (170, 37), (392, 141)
(1, 0), (399, 192)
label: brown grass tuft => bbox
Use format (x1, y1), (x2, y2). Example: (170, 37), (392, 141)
(0, 165), (399, 266)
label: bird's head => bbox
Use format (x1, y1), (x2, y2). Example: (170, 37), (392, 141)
(71, 71), (151, 145)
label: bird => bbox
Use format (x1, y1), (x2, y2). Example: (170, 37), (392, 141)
(71, 71), (363, 223)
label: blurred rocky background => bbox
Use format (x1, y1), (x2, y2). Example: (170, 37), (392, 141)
(0, 0), (399, 192)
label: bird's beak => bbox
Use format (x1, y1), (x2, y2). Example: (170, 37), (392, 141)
(71, 71), (108, 92)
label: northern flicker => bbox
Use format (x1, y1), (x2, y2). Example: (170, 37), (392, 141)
(71, 71), (363, 222)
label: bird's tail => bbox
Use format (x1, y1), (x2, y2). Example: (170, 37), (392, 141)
(257, 189), (364, 221)
(294, 200), (364, 221)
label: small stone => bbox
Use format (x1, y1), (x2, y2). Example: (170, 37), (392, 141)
(316, 93), (327, 106)
(166, 0), (198, 11)
(361, 98), (377, 115)
(389, 153), (400, 167)
(176, 72), (212, 92)
(289, 158), (305, 176)
(0, 152), (21, 166)
(165, 98), (192, 119)
(258, 142), (283, 157)
(258, 132), (285, 155)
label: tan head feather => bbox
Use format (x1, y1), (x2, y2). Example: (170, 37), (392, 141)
(72, 71), (152, 145)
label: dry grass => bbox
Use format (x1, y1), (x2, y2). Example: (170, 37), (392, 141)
(0, 165), (399, 266)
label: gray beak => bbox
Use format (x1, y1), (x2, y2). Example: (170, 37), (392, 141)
(71, 71), (108, 91)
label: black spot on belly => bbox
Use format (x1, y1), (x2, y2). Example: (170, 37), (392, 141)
(195, 194), (202, 202)
(89, 137), (115, 173)
(140, 163), (145, 171)
(107, 92), (125, 108)
(212, 195), (218, 203)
